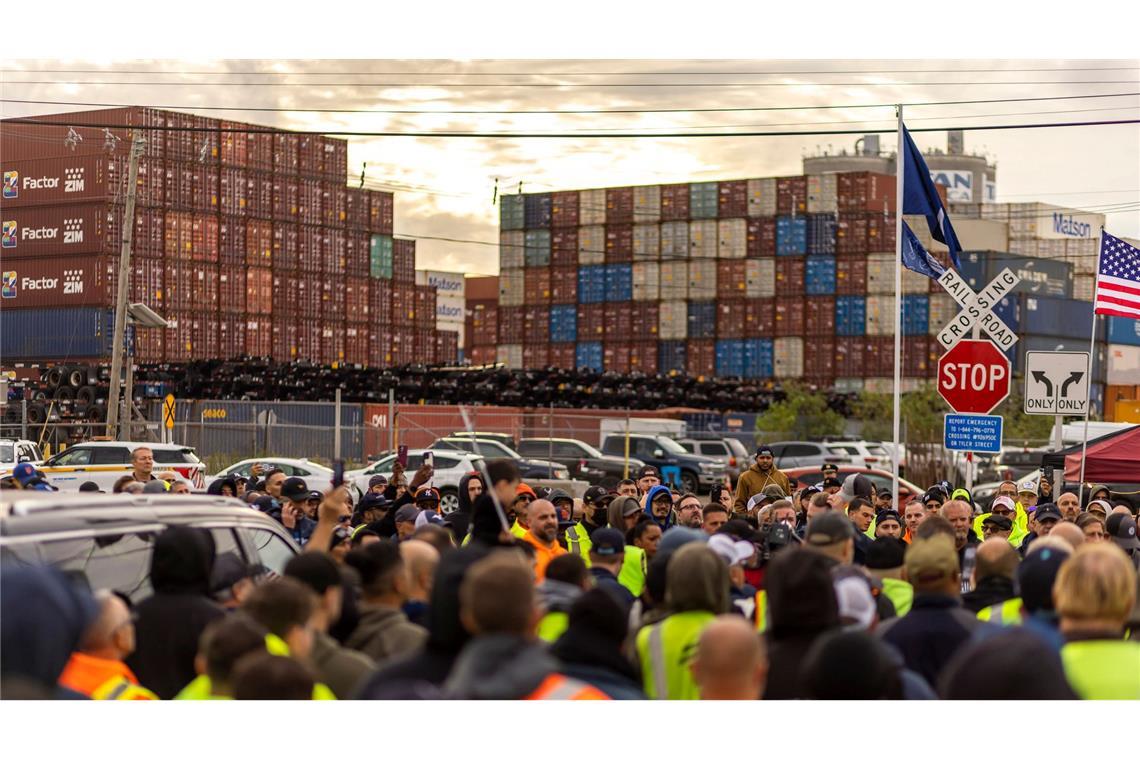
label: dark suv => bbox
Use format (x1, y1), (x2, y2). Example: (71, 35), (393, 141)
(0, 492), (299, 603)
(517, 438), (644, 489)
(599, 433), (724, 494)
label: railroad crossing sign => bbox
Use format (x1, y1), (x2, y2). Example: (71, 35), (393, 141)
(938, 339), (1011, 414)
(936, 267), (1020, 350)
(1024, 351), (1091, 415)
(163, 394), (176, 430)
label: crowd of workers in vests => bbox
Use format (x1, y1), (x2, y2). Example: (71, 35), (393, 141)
(3, 444), (1139, 700)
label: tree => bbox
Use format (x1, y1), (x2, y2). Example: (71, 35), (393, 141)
(756, 382), (846, 440)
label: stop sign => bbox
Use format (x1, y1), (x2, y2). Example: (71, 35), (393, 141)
(938, 339), (1011, 414)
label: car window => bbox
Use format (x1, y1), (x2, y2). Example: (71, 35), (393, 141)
(432, 455), (460, 470)
(153, 449), (195, 465)
(516, 441), (543, 457)
(830, 446), (858, 456)
(725, 439), (750, 459)
(677, 441), (696, 453)
(656, 437), (688, 455)
(785, 444), (820, 458)
(551, 442), (582, 458)
(600, 438), (620, 456)
(38, 531), (157, 602)
(867, 446), (889, 457)
(244, 528), (297, 574)
(51, 447), (93, 466)
(0, 443), (13, 463)
(700, 442), (728, 456)
(292, 467), (311, 477)
(92, 447), (132, 465)
(20, 443), (38, 461)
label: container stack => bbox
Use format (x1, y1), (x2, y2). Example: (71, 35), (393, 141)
(1, 107), (449, 368)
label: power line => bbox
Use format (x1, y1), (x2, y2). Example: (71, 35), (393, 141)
(9, 66), (1139, 76)
(3, 79), (1138, 88)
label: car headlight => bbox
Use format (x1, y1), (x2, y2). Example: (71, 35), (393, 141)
(699, 462), (716, 471)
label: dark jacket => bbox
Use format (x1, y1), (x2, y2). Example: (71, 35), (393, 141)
(468, 492), (515, 547)
(346, 605), (428, 666)
(961, 575), (1017, 614)
(550, 588), (645, 700)
(643, 485), (676, 531)
(852, 532), (873, 566)
(310, 630), (376, 699)
(876, 593), (981, 689)
(762, 548), (840, 700)
(443, 473), (480, 541)
(443, 634), (559, 699)
(126, 527), (226, 699)
(589, 566), (635, 614)
(205, 478), (237, 497)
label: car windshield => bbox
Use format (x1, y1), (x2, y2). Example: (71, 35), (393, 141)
(153, 448), (201, 464)
(0, 444), (13, 463)
(476, 440), (520, 457)
(724, 439), (749, 458)
(867, 445), (889, 457)
(655, 437), (688, 455)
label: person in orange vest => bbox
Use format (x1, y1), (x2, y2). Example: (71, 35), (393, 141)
(520, 499), (568, 582)
(443, 552), (608, 700)
(59, 591), (158, 700)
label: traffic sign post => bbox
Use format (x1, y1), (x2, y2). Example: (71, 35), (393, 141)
(1024, 351), (1091, 497)
(944, 414), (1003, 455)
(163, 394), (176, 444)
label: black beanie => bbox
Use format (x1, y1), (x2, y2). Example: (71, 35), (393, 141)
(939, 630), (1076, 699)
(1017, 545), (1069, 613)
(801, 630), (902, 699)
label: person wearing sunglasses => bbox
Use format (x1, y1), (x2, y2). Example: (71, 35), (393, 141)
(510, 483), (537, 539)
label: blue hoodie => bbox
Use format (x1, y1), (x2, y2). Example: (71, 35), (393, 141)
(643, 485), (676, 531)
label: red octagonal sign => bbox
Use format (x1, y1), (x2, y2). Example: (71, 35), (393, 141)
(938, 339), (1011, 414)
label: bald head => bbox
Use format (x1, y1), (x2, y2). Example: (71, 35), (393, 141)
(80, 591), (134, 660)
(1048, 521), (1086, 551)
(690, 615), (767, 700)
(973, 538), (1019, 583)
(526, 499), (559, 544)
(400, 539), (440, 602)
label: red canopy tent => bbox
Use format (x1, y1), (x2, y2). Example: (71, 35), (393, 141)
(1060, 425), (1140, 481)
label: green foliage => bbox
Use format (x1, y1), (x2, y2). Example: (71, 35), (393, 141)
(998, 383), (1057, 446)
(756, 382), (846, 440)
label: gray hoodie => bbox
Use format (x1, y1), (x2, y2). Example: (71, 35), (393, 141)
(443, 634), (558, 699)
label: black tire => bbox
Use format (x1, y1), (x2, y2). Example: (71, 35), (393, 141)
(67, 367), (88, 387)
(86, 405), (106, 422)
(27, 403), (47, 424)
(45, 368), (64, 388)
(76, 386), (97, 406)
(32, 390), (48, 402)
(680, 471), (699, 495)
(53, 386), (75, 402)
(439, 488), (460, 515)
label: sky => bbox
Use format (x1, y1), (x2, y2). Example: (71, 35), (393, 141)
(2, 58), (1137, 275)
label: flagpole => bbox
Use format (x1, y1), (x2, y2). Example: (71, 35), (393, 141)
(892, 105), (904, 509)
(1077, 227), (1104, 501)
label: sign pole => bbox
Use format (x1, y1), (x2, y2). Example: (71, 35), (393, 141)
(891, 104), (904, 510)
(1077, 228), (1104, 500)
(1053, 413), (1064, 495)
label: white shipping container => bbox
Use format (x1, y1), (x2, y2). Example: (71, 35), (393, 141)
(689, 220), (718, 258)
(866, 253), (928, 295)
(980, 203), (1009, 222)
(927, 219), (1008, 255)
(865, 295), (896, 336)
(1008, 238), (1036, 257)
(688, 260), (717, 300)
(500, 230), (524, 269)
(497, 344), (523, 369)
(774, 337), (804, 379)
(633, 185), (661, 224)
(864, 378), (923, 394)
(717, 218), (747, 259)
(806, 174), (838, 214)
(928, 293), (957, 336)
(659, 300), (688, 340)
(498, 268), (526, 307)
(834, 377), (865, 394)
(632, 262), (660, 301)
(745, 259), (776, 298)
(633, 223), (660, 260)
(579, 189), (606, 226)
(747, 178), (777, 217)
(578, 225), (605, 265)
(1007, 203), (1104, 240)
(659, 261), (689, 300)
(1036, 238), (1067, 258)
(903, 215), (933, 248)
(1074, 275), (1095, 302)
(1107, 344), (1140, 385)
(660, 221), (689, 259)
(949, 203), (981, 219)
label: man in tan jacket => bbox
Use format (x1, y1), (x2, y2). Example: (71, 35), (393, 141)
(733, 446), (791, 516)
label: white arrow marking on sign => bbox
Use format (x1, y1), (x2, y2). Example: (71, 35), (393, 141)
(1023, 351), (1091, 416)
(936, 267), (1021, 350)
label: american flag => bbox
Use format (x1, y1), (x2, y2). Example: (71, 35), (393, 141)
(1094, 232), (1140, 320)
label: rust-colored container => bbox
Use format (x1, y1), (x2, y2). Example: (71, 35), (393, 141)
(164, 163), (193, 210)
(716, 299), (749, 339)
(550, 265), (578, 304)
(321, 229), (346, 274)
(270, 318), (297, 362)
(577, 304), (606, 341)
(630, 340), (658, 374)
(0, 254), (109, 309)
(244, 317), (272, 358)
(393, 238), (416, 283)
(415, 285), (437, 324)
(392, 331), (417, 365)
(246, 171), (273, 220)
(391, 283), (417, 323)
(296, 275), (321, 320)
(322, 185), (347, 227)
(745, 298), (775, 334)
(603, 342), (631, 373)
(777, 176), (808, 215)
(1, 107), (168, 162)
(245, 219), (273, 267)
(804, 337), (836, 381)
(526, 266), (552, 304)
(369, 279), (392, 322)
(547, 342), (575, 370)
(466, 345), (497, 366)
(775, 257), (805, 294)
(864, 337), (894, 376)
(296, 321), (321, 362)
(193, 165), (218, 213)
(605, 187), (634, 225)
(465, 275), (498, 302)
(835, 213), (868, 254)
(0, 154), (115, 208)
(220, 126), (247, 167)
(218, 268), (246, 314)
(272, 177), (298, 221)
(246, 266), (274, 316)
(866, 213), (896, 251)
(322, 138), (348, 183)
(746, 217), (776, 258)
(218, 314), (245, 359)
(903, 336), (935, 378)
(551, 228), (578, 267)
(190, 213), (219, 263)
(718, 180), (748, 218)
(298, 225), (322, 274)
(775, 300), (805, 336)
(1, 203), (112, 256)
(344, 231), (369, 276)
(686, 339), (716, 377)
(135, 322), (165, 363)
(319, 322), (346, 366)
(467, 301), (497, 346)
(367, 190), (394, 234)
(344, 325), (369, 365)
(835, 254), (868, 295)
(345, 187), (368, 229)
(660, 183), (690, 221)
(321, 279), (346, 316)
(717, 260), (749, 297)
(520, 343), (549, 370)
(837, 171), (897, 213)
(298, 179), (321, 226)
(436, 330), (459, 364)
(248, 130), (275, 172)
(604, 302), (634, 339)
(523, 305), (551, 343)
(835, 337), (866, 377)
(805, 297), (836, 336)
(168, 310), (220, 361)
(631, 302), (659, 340)
(102, 205), (163, 260)
(298, 135), (324, 179)
(551, 191), (579, 228)
(369, 325), (392, 366)
(605, 224), (633, 263)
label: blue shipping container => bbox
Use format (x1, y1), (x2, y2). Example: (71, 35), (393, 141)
(722, 412), (758, 447)
(835, 296), (866, 336)
(659, 340), (687, 374)
(576, 342), (604, 372)
(1107, 315), (1140, 347)
(550, 305), (578, 343)
(524, 193), (552, 229)
(1014, 336), (1108, 384)
(805, 256), (837, 295)
(716, 339), (746, 377)
(1, 307), (118, 359)
(743, 338), (775, 378)
(578, 266), (607, 304)
(960, 250), (1073, 299)
(776, 216), (808, 256)
(902, 295), (930, 336)
(690, 182), (719, 219)
(524, 230), (551, 267)
(1019, 294), (1106, 341)
(605, 264), (633, 301)
(806, 214), (837, 255)
(688, 301), (718, 339)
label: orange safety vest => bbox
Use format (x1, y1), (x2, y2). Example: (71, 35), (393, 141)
(59, 652), (157, 700)
(521, 531), (567, 583)
(526, 673), (610, 700)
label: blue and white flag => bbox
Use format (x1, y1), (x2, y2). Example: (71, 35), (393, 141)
(901, 222), (946, 280)
(901, 125), (962, 269)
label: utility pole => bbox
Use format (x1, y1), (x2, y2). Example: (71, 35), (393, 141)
(106, 134), (145, 441)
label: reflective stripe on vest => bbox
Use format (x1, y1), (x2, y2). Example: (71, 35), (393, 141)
(977, 597), (1024, 625)
(565, 523), (592, 566)
(92, 677), (132, 700)
(754, 590), (769, 633)
(527, 673), (608, 700)
(647, 623), (669, 700)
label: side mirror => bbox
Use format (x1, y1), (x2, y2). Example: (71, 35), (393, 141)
(653, 449), (664, 459)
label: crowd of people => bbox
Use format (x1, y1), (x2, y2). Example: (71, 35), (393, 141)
(2, 445), (1139, 701)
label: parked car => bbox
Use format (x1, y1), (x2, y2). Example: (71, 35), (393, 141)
(0, 438), (44, 476)
(677, 437), (751, 484)
(823, 440), (892, 469)
(346, 449), (482, 514)
(765, 441), (849, 470)
(0, 491), (299, 603)
(992, 447), (1050, 481)
(516, 437), (643, 488)
(207, 458), (339, 495)
(37, 441), (206, 491)
(430, 437), (570, 481)
(782, 466), (924, 504)
(447, 431), (517, 450)
(599, 433), (724, 494)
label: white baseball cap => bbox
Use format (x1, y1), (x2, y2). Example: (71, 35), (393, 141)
(1017, 478), (1038, 494)
(707, 534), (755, 567)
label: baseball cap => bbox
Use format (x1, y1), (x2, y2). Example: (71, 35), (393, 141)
(982, 514), (1013, 532)
(822, 477), (843, 490)
(516, 483), (536, 500)
(951, 488), (973, 504)
(583, 485), (609, 505)
(12, 463), (37, 486)
(1105, 512), (1140, 551)
(990, 496), (1016, 515)
(865, 537), (906, 570)
(78, 481), (102, 493)
(280, 477), (310, 502)
(357, 492), (389, 512)
(820, 463), (838, 474)
(755, 445), (774, 458)
(834, 576), (876, 630)
(841, 474), (874, 504)
(612, 495), (642, 517)
(637, 465), (661, 480)
(876, 509), (902, 527)
(805, 512), (856, 546)
(923, 488), (945, 505)
(306, 490), (322, 501)
(707, 534), (755, 567)
(414, 486), (441, 504)
(414, 510), (446, 529)
(253, 495), (277, 512)
(800, 485), (822, 499)
(394, 504), (420, 524)
(1017, 478), (1037, 494)
(905, 535), (959, 583)
(1018, 546), (1069, 613)
(590, 528), (625, 557)
(368, 475), (388, 489)
(657, 527), (708, 554)
(1034, 503), (1062, 523)
(762, 484), (787, 501)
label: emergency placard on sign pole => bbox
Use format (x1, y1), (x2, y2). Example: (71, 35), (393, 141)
(944, 413), (1003, 454)
(1024, 351), (1091, 416)
(163, 394), (176, 431)
(937, 339), (1011, 415)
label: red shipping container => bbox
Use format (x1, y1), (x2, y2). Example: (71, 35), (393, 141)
(273, 223), (299, 270)
(523, 344), (551, 370)
(367, 190), (394, 234)
(369, 325), (392, 367)
(864, 337), (894, 376)
(0, 255), (109, 310)
(469, 302), (497, 346)
(717, 299), (749, 339)
(805, 297), (835, 336)
(526, 266), (552, 304)
(436, 330), (459, 364)
(322, 229), (346, 274)
(551, 228), (578, 267)
(296, 322), (322, 362)
(631, 302), (659, 340)
(323, 185), (347, 227)
(414, 285), (436, 323)
(775, 301), (804, 336)
(298, 135), (323, 178)
(220, 167), (246, 216)
(193, 166), (218, 213)
(523, 305), (551, 343)
(392, 332), (416, 365)
(163, 163), (191, 210)
(777, 176), (807, 215)
(775, 258), (805, 294)
(604, 302), (633, 339)
(835, 337), (866, 377)
(0, 106), (167, 163)
(345, 187), (368, 229)
(577, 304), (606, 341)
(746, 217), (776, 258)
(320, 323), (347, 366)
(135, 324), (165, 362)
(393, 238), (416, 283)
(550, 265), (578, 304)
(243, 318), (272, 358)
(717, 260), (749, 297)
(246, 267), (274, 316)
(296, 276), (320, 320)
(271, 318), (298, 362)
(603, 342), (631, 373)
(686, 340), (716, 377)
(803, 337), (836, 381)
(718, 180), (748, 218)
(246, 171), (273, 220)
(548, 342), (576, 369)
(272, 177), (298, 221)
(369, 280), (392, 322)
(630, 340), (658, 374)
(745, 298), (775, 334)
(323, 139), (348, 183)
(466, 345), (497, 366)
(298, 179), (321, 226)
(248, 131), (275, 172)
(1, 202), (115, 257)
(551, 191), (579, 228)
(605, 187), (634, 225)
(321, 279), (346, 316)
(128, 257), (164, 306)
(867, 213), (896, 252)
(345, 325), (369, 365)
(835, 213), (868, 254)
(391, 283), (417, 323)
(245, 219), (272, 266)
(837, 171), (897, 213)
(218, 315), (245, 359)
(218, 268), (246, 314)
(903, 336), (935, 378)
(660, 183), (690, 221)
(604, 224), (633, 263)
(836, 255), (868, 295)
(345, 231), (370, 276)
(298, 225), (322, 274)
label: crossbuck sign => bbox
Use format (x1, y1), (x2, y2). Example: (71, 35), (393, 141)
(935, 267), (1021, 351)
